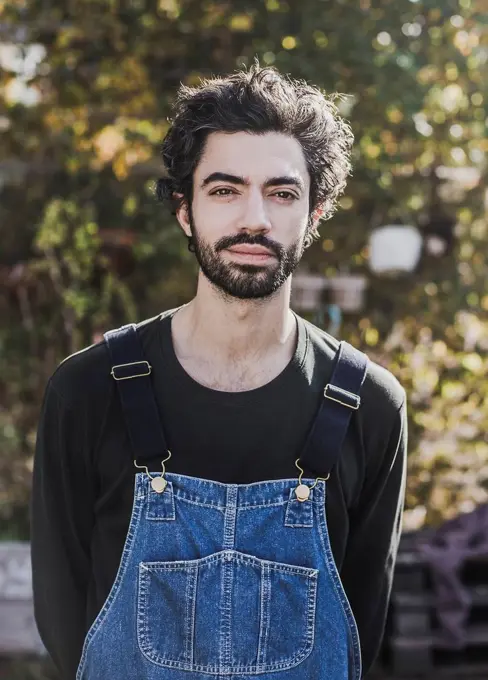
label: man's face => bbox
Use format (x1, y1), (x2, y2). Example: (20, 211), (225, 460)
(179, 131), (312, 300)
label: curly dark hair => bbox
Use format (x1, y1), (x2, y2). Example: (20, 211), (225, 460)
(156, 64), (354, 241)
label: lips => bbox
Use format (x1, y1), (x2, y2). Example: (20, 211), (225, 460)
(227, 245), (274, 256)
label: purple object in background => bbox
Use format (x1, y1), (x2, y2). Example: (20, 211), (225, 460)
(416, 504), (488, 649)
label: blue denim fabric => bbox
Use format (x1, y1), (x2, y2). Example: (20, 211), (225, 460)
(76, 472), (361, 679)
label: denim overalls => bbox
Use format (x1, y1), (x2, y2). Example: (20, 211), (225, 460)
(76, 323), (369, 680)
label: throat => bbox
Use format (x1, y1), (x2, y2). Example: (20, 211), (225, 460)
(170, 302), (299, 392)
(177, 349), (294, 393)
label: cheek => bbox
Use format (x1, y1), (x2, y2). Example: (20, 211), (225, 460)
(273, 206), (309, 239)
(194, 197), (239, 232)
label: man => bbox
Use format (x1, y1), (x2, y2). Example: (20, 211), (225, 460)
(31, 65), (407, 679)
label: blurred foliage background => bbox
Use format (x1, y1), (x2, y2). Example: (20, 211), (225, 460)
(1, 0), (487, 546)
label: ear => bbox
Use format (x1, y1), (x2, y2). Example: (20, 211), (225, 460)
(174, 194), (191, 237)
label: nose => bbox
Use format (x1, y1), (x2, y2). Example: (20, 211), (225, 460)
(239, 188), (272, 234)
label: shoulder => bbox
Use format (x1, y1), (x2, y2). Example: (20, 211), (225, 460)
(298, 317), (407, 489)
(48, 310), (175, 409)
(300, 316), (406, 421)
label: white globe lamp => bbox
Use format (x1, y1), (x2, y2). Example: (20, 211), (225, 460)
(369, 225), (423, 275)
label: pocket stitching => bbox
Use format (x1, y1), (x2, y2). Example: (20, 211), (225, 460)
(185, 565), (197, 664)
(256, 562), (270, 667)
(142, 549), (318, 577)
(137, 553), (318, 673)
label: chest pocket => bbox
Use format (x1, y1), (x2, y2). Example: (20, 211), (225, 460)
(137, 549), (318, 675)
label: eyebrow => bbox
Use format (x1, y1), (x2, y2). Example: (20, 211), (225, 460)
(201, 172), (305, 192)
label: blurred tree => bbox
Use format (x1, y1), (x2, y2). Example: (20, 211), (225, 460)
(0, 0), (487, 536)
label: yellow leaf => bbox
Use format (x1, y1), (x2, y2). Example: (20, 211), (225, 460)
(462, 353), (484, 374)
(387, 107), (403, 123)
(113, 154), (128, 180)
(94, 126), (125, 163)
(365, 328), (379, 346)
(282, 36), (297, 50)
(158, 0), (180, 18)
(230, 14), (253, 31)
(441, 381), (466, 401)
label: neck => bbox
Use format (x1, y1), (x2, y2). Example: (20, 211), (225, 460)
(173, 272), (296, 362)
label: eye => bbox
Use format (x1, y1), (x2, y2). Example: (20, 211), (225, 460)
(273, 191), (298, 201)
(210, 188), (236, 196)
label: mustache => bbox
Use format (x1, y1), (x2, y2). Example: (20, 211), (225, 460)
(215, 233), (284, 258)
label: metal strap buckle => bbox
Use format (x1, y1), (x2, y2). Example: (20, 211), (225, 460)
(324, 384), (361, 410)
(111, 360), (152, 381)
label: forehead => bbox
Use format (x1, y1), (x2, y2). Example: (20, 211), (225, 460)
(195, 131), (309, 186)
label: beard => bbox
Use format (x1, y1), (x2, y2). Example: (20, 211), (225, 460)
(189, 214), (306, 300)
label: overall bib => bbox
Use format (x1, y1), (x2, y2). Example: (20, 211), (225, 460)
(76, 324), (369, 680)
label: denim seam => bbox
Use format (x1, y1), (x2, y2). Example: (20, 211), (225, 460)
(132, 650), (315, 675)
(239, 498), (323, 510)
(239, 499), (288, 509)
(76, 481), (144, 679)
(256, 562), (270, 667)
(140, 551), (316, 576)
(317, 491), (362, 680)
(223, 486), (238, 549)
(189, 566), (198, 666)
(222, 559), (233, 669)
(239, 500), (290, 510)
(304, 572), (318, 660)
(170, 493), (226, 512)
(137, 564), (151, 663)
(184, 566), (197, 664)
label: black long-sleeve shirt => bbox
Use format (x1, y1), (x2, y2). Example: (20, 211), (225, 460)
(31, 308), (407, 679)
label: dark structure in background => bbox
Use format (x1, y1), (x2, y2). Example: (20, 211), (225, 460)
(382, 506), (488, 677)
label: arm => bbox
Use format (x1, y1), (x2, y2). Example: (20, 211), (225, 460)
(30, 379), (94, 679)
(341, 397), (408, 677)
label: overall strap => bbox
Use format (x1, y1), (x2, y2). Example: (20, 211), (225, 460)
(104, 323), (169, 463)
(300, 341), (369, 478)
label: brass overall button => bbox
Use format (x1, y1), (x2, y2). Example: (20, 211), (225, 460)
(295, 484), (311, 502)
(151, 477), (167, 494)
